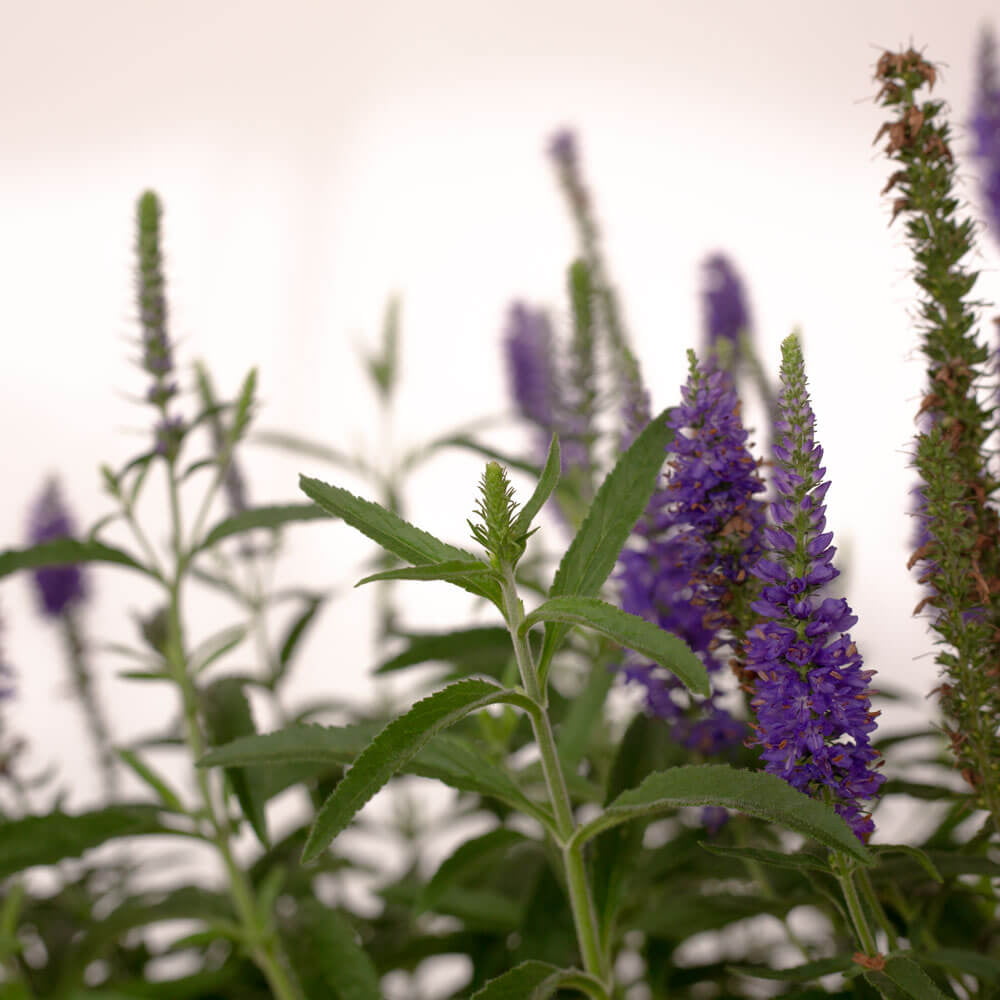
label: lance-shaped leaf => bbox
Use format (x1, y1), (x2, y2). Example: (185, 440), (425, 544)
(0, 805), (178, 879)
(873, 956), (954, 1000)
(510, 435), (561, 540)
(701, 843), (831, 873)
(522, 596), (708, 696)
(538, 407), (673, 681)
(0, 538), (152, 581)
(301, 679), (535, 862)
(355, 559), (500, 588)
(374, 626), (512, 677)
(470, 961), (605, 1000)
(569, 764), (871, 864)
(197, 503), (330, 551)
(730, 956), (857, 983)
(300, 476), (502, 607)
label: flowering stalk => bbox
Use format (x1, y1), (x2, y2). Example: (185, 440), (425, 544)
(618, 354), (765, 755)
(127, 192), (303, 1000)
(28, 479), (118, 798)
(745, 334), (884, 842)
(971, 27), (1000, 248)
(876, 47), (1000, 825)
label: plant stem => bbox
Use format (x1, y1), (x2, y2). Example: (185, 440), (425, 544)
(499, 566), (610, 988)
(833, 853), (879, 958)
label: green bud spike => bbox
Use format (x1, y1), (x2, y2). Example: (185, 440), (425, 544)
(468, 462), (524, 569)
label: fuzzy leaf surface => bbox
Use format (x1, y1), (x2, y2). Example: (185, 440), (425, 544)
(571, 764), (870, 863)
(301, 680), (533, 861)
(538, 407), (673, 678)
(510, 435), (561, 540)
(470, 961), (602, 999)
(523, 596), (708, 696)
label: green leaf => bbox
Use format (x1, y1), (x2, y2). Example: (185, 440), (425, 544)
(197, 503), (330, 551)
(522, 596), (708, 696)
(571, 765), (871, 864)
(420, 827), (530, 912)
(470, 961), (603, 1000)
(435, 436), (542, 477)
(0, 538), (152, 581)
(375, 626), (512, 677)
(872, 844), (943, 883)
(115, 749), (185, 812)
(702, 842), (832, 873)
(510, 435), (561, 540)
(919, 948), (1000, 983)
(0, 805), (175, 878)
(273, 593), (326, 686)
(284, 901), (381, 1000)
(730, 956), (856, 982)
(879, 956), (954, 1000)
(301, 679), (532, 862)
(231, 367), (257, 440)
(556, 652), (616, 774)
(538, 406), (674, 682)
(189, 624), (247, 675)
(355, 559), (499, 588)
(201, 678), (269, 847)
(300, 475), (502, 606)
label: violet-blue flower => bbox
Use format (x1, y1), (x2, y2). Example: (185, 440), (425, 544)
(744, 334), (884, 841)
(702, 253), (751, 355)
(618, 354), (766, 752)
(971, 28), (1000, 245)
(504, 303), (558, 432)
(27, 478), (87, 618)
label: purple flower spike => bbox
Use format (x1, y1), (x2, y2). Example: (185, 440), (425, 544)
(28, 478), (87, 618)
(504, 303), (557, 431)
(548, 128), (578, 171)
(744, 335), (884, 841)
(617, 354), (766, 751)
(972, 28), (1000, 245)
(702, 254), (751, 354)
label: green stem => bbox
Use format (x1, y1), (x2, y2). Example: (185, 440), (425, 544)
(499, 566), (609, 988)
(833, 853), (879, 957)
(857, 867), (898, 953)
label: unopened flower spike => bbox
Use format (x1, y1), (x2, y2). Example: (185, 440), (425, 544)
(744, 334), (884, 841)
(469, 462), (525, 569)
(28, 478), (87, 618)
(617, 351), (765, 756)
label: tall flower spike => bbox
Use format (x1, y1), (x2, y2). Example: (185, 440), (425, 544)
(28, 478), (87, 618)
(617, 353), (766, 754)
(877, 46), (1000, 821)
(504, 303), (558, 433)
(702, 254), (751, 357)
(971, 27), (1000, 246)
(744, 335), (884, 841)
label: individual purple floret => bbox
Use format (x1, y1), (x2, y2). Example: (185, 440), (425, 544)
(28, 478), (87, 618)
(744, 335), (884, 841)
(702, 254), (751, 354)
(972, 28), (1000, 245)
(618, 354), (766, 752)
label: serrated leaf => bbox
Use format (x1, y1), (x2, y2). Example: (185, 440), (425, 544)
(420, 827), (530, 912)
(510, 436), (561, 540)
(116, 749), (185, 812)
(571, 765), (871, 864)
(202, 678), (269, 847)
(730, 956), (856, 982)
(0, 538), (151, 581)
(375, 626), (512, 677)
(701, 843), (831, 873)
(302, 679), (533, 862)
(879, 956), (953, 1000)
(920, 948), (1000, 983)
(470, 961), (603, 1000)
(0, 805), (174, 879)
(355, 559), (499, 588)
(273, 593), (325, 686)
(522, 596), (708, 696)
(538, 406), (673, 682)
(300, 475), (502, 607)
(197, 503), (330, 551)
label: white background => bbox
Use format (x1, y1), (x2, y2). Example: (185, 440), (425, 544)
(2, 1), (998, 831)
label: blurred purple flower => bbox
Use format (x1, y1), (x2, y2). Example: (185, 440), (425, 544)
(744, 336), (884, 841)
(972, 28), (1000, 244)
(504, 303), (558, 431)
(618, 357), (765, 752)
(548, 128), (578, 171)
(28, 478), (87, 618)
(702, 254), (751, 356)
